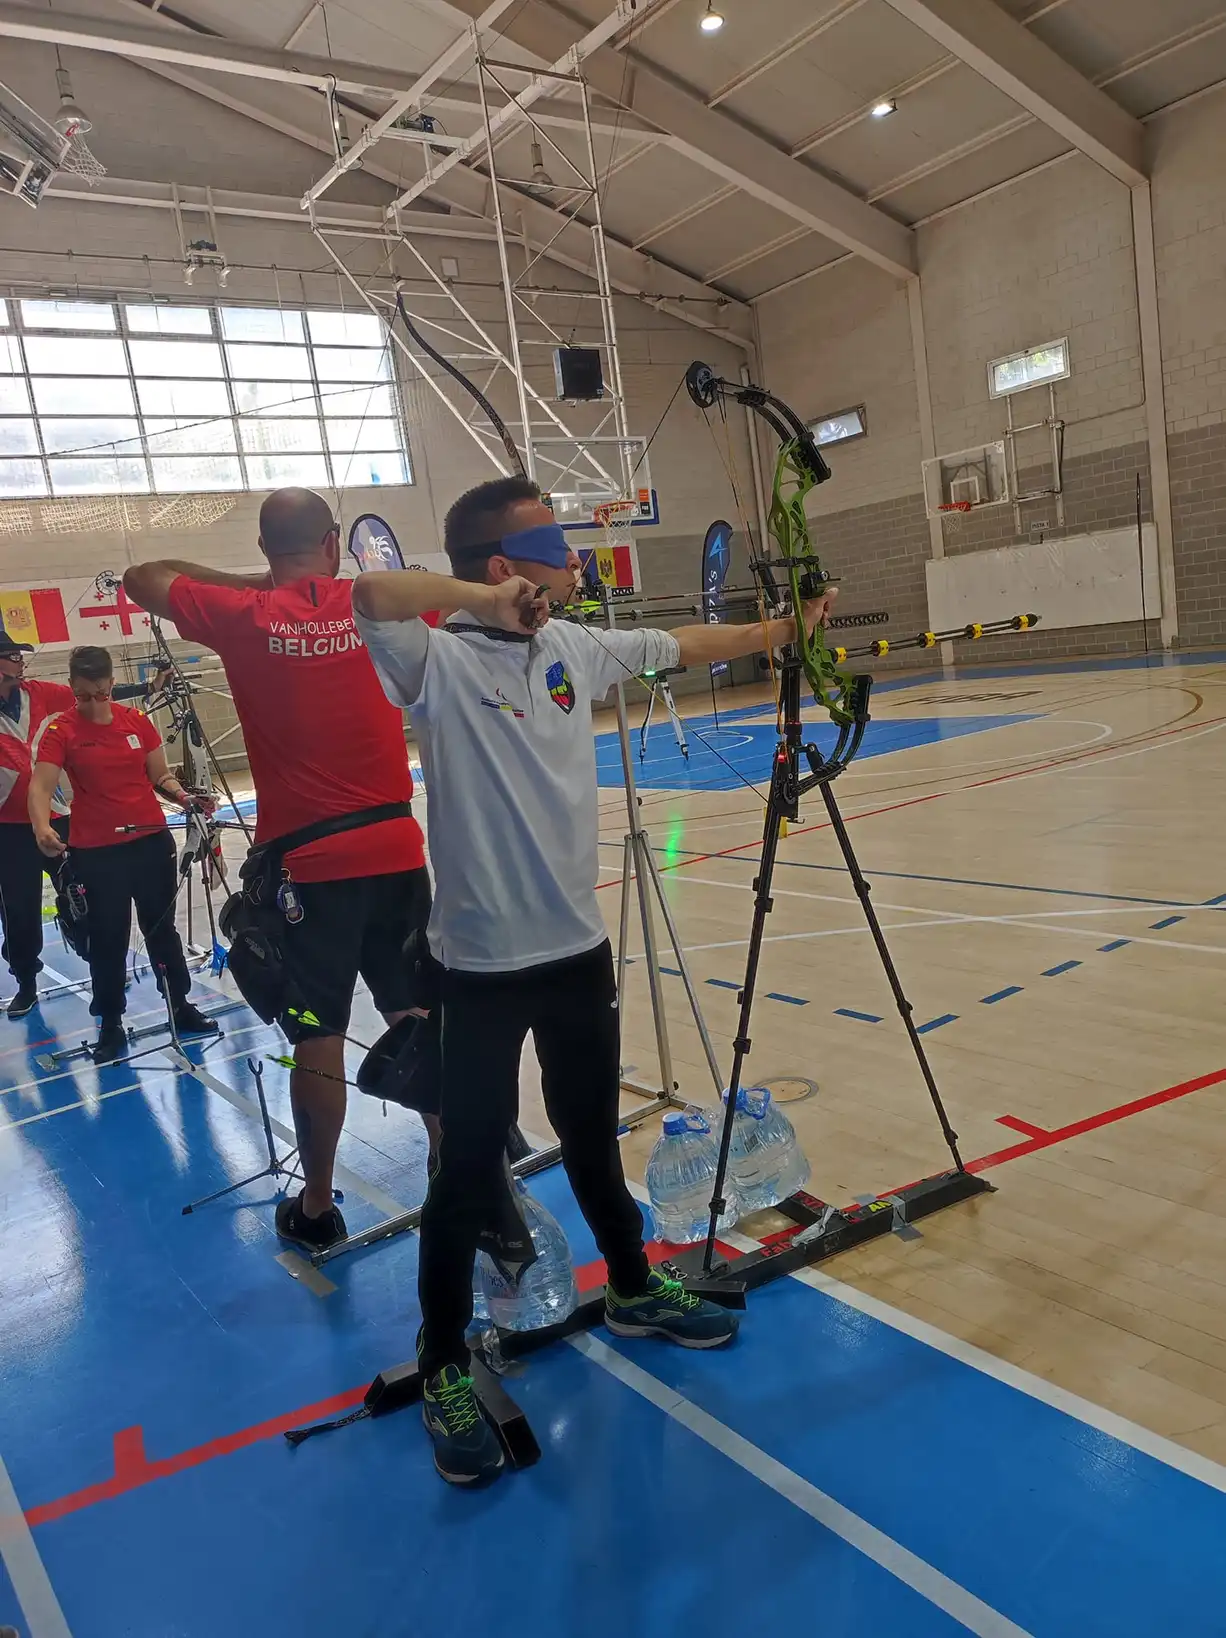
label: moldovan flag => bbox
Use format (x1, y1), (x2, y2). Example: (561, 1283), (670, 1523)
(579, 544), (639, 597)
(0, 587), (70, 646)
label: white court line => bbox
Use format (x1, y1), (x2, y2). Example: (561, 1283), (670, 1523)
(570, 1334), (1031, 1637)
(646, 874), (1226, 960)
(0, 1449), (73, 1637)
(621, 1182), (1226, 1500)
(0, 1084), (140, 1135)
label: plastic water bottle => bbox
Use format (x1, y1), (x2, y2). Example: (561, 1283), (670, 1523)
(644, 1110), (739, 1244)
(473, 1181), (578, 1332)
(714, 1086), (810, 1214)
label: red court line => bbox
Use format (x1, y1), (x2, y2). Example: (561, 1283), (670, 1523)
(970, 1065), (1226, 1174)
(23, 1064), (1226, 1529)
(24, 1238), (736, 1529)
(994, 1115), (1049, 1138)
(598, 709), (1226, 889)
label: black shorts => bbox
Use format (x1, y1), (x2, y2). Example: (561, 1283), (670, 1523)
(279, 866), (431, 1043)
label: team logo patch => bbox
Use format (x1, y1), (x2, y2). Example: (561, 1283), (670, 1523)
(480, 687), (525, 719)
(545, 660), (575, 714)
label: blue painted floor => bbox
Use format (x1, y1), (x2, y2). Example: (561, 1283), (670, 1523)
(3, 940), (1226, 1636)
(598, 711), (1038, 791)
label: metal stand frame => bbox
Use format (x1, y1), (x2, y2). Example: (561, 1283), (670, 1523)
(690, 651), (991, 1277)
(182, 1057), (301, 1216)
(638, 671), (688, 763)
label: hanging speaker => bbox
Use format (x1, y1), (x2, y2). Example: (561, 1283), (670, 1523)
(553, 346), (605, 402)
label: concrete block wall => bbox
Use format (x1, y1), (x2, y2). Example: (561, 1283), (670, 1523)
(757, 88), (1226, 672)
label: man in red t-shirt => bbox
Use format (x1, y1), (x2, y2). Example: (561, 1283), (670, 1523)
(125, 489), (431, 1253)
(0, 624), (74, 1018)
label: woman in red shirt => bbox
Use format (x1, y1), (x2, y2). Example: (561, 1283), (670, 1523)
(28, 645), (215, 1062)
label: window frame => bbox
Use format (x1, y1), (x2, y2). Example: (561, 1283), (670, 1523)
(0, 296), (412, 500)
(807, 405), (868, 448)
(987, 338), (1071, 400)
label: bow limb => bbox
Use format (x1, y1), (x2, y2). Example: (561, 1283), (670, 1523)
(394, 291), (527, 480)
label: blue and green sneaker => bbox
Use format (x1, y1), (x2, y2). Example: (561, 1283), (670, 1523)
(605, 1268), (739, 1348)
(421, 1365), (506, 1486)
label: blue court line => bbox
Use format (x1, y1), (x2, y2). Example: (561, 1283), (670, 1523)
(1099, 939), (1132, 951)
(1205, 893), (1226, 906)
(915, 1014), (957, 1034)
(706, 978), (740, 990)
(834, 1008), (882, 1023)
(766, 992), (808, 1006)
(1042, 960), (1083, 976)
(1150, 916), (1185, 929)
(658, 965), (682, 976)
(980, 986), (1023, 1004)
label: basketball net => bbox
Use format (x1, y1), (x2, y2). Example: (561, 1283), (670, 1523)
(938, 500), (973, 539)
(57, 119), (106, 185)
(592, 499), (639, 551)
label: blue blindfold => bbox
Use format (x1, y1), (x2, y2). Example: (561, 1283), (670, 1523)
(499, 522), (572, 569)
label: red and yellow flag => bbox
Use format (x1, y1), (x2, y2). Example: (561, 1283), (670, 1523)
(0, 587), (70, 645)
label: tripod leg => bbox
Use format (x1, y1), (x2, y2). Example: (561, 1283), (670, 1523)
(616, 833), (633, 1013)
(701, 790), (790, 1273)
(815, 778), (965, 1172)
(639, 840), (723, 1095)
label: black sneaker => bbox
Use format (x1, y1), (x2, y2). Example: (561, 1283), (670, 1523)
(6, 983), (38, 1019)
(421, 1365), (506, 1487)
(173, 1002), (219, 1037)
(91, 1018), (128, 1064)
(274, 1190), (348, 1252)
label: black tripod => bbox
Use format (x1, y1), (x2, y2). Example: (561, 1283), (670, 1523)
(701, 649), (971, 1274)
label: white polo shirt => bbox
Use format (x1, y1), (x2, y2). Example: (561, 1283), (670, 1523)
(356, 609), (680, 973)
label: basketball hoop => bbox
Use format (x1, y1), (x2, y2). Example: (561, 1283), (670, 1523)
(57, 122), (106, 185)
(938, 500), (973, 538)
(592, 498), (640, 553)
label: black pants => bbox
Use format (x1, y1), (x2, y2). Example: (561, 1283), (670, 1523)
(0, 817), (70, 985)
(417, 940), (650, 1375)
(72, 829), (192, 1021)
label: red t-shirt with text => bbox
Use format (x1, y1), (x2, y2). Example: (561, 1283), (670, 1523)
(166, 575), (424, 883)
(37, 704), (166, 850)
(0, 679), (76, 823)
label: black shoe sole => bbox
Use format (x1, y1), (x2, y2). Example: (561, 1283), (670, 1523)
(6, 998), (37, 1019)
(274, 1197), (348, 1253)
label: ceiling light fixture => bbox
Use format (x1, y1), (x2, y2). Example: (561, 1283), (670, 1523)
(529, 138), (555, 193)
(699, 3), (725, 33)
(53, 66), (91, 136)
(870, 99), (897, 119)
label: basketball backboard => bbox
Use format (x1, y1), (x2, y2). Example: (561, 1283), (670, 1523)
(533, 435), (659, 530)
(922, 442), (1011, 519)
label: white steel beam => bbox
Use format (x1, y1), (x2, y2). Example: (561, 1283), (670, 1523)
(878, 0), (1146, 185)
(384, 3), (635, 217)
(302, 0), (521, 207)
(444, 0), (917, 278)
(0, 1), (435, 97)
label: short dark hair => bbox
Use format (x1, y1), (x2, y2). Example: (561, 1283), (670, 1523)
(443, 476), (541, 583)
(68, 645), (113, 683)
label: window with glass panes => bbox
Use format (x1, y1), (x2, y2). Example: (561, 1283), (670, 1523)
(0, 297), (411, 498)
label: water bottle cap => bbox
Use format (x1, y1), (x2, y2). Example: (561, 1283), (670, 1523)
(721, 1085), (772, 1117)
(662, 1111), (710, 1135)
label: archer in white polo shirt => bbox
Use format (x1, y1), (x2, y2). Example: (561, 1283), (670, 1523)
(353, 475), (831, 1489)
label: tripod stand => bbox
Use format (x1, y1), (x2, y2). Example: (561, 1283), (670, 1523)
(700, 650), (979, 1274)
(182, 1056), (301, 1215)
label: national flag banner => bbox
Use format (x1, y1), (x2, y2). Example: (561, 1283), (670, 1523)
(579, 542), (639, 601)
(0, 579), (178, 652)
(0, 586), (70, 646)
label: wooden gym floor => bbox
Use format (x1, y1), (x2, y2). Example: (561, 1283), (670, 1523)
(556, 650), (1226, 1464)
